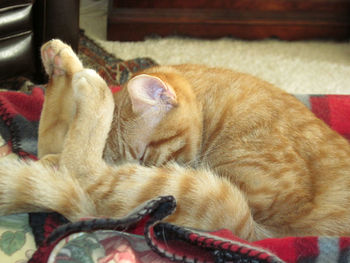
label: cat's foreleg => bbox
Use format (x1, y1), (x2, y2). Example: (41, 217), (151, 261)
(59, 69), (114, 177)
(38, 39), (84, 161)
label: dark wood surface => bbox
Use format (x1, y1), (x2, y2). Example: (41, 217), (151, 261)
(107, 0), (350, 41)
(112, 0), (349, 11)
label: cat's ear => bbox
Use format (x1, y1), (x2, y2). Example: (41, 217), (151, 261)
(127, 74), (177, 115)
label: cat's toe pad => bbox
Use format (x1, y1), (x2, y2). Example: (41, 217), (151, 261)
(41, 39), (83, 77)
(42, 48), (65, 76)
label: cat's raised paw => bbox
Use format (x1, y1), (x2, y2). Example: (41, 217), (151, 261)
(41, 39), (83, 77)
(72, 69), (110, 100)
(71, 69), (114, 116)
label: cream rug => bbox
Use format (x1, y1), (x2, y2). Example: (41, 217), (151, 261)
(80, 0), (350, 94)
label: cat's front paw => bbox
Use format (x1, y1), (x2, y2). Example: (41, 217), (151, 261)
(41, 39), (83, 78)
(72, 69), (112, 104)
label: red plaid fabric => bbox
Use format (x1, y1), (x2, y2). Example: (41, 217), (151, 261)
(311, 95), (350, 141)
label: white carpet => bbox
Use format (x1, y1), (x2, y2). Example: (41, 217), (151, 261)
(80, 0), (350, 94)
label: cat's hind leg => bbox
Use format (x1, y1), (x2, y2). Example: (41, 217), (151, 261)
(38, 40), (84, 161)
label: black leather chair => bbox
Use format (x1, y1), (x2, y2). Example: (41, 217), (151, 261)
(0, 0), (80, 86)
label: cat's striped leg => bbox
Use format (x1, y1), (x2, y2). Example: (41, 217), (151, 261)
(38, 39), (84, 161)
(59, 68), (114, 177)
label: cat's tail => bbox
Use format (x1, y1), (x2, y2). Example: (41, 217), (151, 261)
(0, 158), (96, 221)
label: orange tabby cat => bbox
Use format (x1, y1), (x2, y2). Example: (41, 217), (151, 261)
(0, 39), (349, 242)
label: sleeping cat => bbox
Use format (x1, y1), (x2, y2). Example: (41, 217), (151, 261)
(0, 39), (350, 242)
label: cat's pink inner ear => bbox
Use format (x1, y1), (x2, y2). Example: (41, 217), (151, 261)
(127, 74), (177, 114)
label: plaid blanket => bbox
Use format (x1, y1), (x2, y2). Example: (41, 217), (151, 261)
(0, 87), (350, 263)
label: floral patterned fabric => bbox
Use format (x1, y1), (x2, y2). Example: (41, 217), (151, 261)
(0, 215), (36, 263)
(48, 231), (172, 263)
(0, 136), (36, 262)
